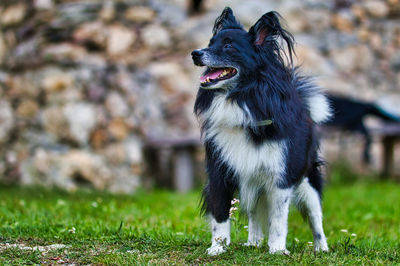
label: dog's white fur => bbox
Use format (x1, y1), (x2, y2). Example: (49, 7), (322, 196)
(201, 90), (330, 255)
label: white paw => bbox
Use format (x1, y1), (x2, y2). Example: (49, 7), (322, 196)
(269, 248), (290, 255)
(207, 245), (226, 256)
(314, 243), (329, 252)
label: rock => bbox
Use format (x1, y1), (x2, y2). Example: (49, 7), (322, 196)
(331, 10), (354, 33)
(142, 24), (171, 49)
(108, 118), (129, 141)
(60, 149), (112, 190)
(73, 22), (107, 49)
(147, 62), (192, 93)
(5, 75), (41, 99)
(151, 0), (186, 26)
(106, 25), (136, 56)
(42, 72), (74, 93)
(101, 143), (126, 165)
(233, 1), (277, 28)
(20, 149), (112, 190)
(351, 4), (367, 22)
(364, 1), (389, 18)
(281, 9), (309, 33)
(64, 103), (96, 145)
(99, 0), (115, 22)
(125, 137), (143, 164)
(16, 99), (39, 119)
(0, 4), (27, 27)
(41, 106), (69, 140)
(90, 128), (109, 149)
(105, 92), (130, 118)
(0, 101), (14, 144)
(43, 43), (88, 62)
(108, 166), (141, 194)
(294, 45), (335, 76)
(34, 0), (54, 10)
(305, 9), (331, 33)
(330, 45), (374, 73)
(125, 6), (156, 23)
(0, 32), (6, 64)
(390, 51), (400, 71)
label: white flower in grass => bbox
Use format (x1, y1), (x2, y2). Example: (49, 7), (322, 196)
(56, 199), (66, 206)
(231, 198), (240, 205)
(307, 241), (313, 247)
(229, 207), (238, 217)
(340, 229), (348, 233)
(351, 233), (357, 237)
(91, 201), (98, 208)
(68, 227), (76, 234)
(294, 238), (299, 243)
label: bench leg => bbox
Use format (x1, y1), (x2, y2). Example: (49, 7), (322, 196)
(382, 136), (395, 179)
(173, 149), (194, 192)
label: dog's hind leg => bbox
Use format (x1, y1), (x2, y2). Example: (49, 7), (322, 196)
(267, 187), (292, 254)
(293, 178), (329, 252)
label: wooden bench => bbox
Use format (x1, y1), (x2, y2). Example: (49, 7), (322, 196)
(321, 123), (400, 179)
(143, 137), (201, 192)
(369, 123), (400, 178)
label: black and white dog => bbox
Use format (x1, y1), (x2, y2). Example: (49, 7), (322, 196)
(191, 7), (331, 255)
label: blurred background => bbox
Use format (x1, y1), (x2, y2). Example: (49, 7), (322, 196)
(1, 0), (400, 194)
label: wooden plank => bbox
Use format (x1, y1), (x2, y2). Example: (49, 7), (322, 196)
(173, 149), (194, 192)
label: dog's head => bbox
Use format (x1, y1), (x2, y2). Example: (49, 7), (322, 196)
(192, 7), (295, 89)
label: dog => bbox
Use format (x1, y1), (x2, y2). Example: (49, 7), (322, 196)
(191, 7), (331, 255)
(324, 94), (400, 164)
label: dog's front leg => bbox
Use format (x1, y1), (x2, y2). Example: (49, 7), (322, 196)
(267, 187), (292, 254)
(207, 217), (231, 255)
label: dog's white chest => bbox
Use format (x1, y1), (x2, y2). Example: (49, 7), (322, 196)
(202, 94), (286, 179)
(212, 128), (286, 177)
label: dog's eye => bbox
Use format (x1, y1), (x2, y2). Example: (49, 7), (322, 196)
(224, 43), (233, 49)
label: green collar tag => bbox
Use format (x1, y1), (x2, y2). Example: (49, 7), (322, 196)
(256, 119), (273, 126)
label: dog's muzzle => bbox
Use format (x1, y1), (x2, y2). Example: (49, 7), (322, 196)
(191, 49), (205, 66)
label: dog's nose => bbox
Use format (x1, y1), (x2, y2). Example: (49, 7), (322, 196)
(191, 50), (204, 58)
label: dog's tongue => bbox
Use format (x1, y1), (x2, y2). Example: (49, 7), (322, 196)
(200, 69), (224, 83)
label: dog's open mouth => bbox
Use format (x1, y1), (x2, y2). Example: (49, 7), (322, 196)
(200, 67), (237, 87)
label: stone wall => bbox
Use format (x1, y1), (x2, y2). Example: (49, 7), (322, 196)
(1, 0), (400, 191)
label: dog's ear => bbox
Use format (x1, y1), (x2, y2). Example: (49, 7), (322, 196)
(212, 7), (242, 36)
(249, 11), (295, 61)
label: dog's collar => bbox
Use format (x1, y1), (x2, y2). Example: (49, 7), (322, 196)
(256, 119), (273, 126)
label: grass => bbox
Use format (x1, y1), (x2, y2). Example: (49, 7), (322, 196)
(1, 174), (400, 264)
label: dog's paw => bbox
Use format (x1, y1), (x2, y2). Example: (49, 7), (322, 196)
(314, 243), (329, 252)
(207, 245), (226, 256)
(269, 248), (290, 255)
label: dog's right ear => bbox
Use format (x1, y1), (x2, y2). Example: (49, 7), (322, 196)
(212, 7), (242, 36)
(249, 11), (295, 63)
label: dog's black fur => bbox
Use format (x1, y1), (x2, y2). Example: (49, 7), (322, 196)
(192, 7), (330, 254)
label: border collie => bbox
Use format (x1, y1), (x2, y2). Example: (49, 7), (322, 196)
(191, 7), (331, 255)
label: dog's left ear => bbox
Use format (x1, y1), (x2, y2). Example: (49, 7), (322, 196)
(212, 7), (242, 36)
(249, 12), (295, 60)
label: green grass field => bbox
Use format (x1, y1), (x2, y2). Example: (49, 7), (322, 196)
(1, 175), (400, 264)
